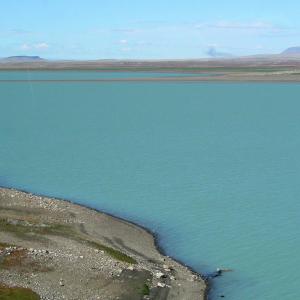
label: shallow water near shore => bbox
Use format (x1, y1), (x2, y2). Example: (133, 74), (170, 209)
(1, 71), (300, 299)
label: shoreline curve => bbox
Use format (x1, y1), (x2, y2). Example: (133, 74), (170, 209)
(0, 186), (208, 299)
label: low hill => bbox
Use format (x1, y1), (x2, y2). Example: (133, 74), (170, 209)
(281, 47), (300, 55)
(1, 56), (45, 62)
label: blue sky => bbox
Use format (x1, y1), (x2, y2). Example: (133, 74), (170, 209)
(0, 0), (299, 59)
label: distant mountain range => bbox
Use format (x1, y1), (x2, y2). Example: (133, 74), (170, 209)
(0, 48), (300, 68)
(281, 47), (300, 55)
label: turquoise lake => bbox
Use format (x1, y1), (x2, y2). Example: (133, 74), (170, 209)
(1, 71), (300, 299)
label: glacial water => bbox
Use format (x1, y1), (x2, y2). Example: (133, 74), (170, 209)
(1, 71), (300, 299)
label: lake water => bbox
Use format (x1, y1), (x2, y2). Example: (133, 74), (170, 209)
(1, 71), (300, 299)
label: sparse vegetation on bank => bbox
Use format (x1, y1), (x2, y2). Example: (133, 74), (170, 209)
(0, 284), (40, 300)
(0, 188), (206, 299)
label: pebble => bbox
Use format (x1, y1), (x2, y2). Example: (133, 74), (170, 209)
(155, 272), (165, 279)
(157, 282), (166, 288)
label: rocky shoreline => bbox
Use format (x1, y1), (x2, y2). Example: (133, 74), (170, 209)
(0, 187), (207, 300)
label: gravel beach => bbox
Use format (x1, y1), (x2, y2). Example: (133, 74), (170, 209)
(0, 187), (207, 300)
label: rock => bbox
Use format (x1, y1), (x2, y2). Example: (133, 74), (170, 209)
(156, 271), (168, 279)
(155, 272), (165, 279)
(157, 282), (166, 288)
(127, 266), (134, 271)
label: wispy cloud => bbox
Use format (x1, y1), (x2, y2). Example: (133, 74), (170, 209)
(20, 42), (49, 51)
(10, 29), (33, 35)
(194, 20), (298, 42)
(20, 43), (31, 50)
(0, 28), (34, 38)
(34, 42), (49, 49)
(201, 21), (276, 30)
(113, 28), (142, 34)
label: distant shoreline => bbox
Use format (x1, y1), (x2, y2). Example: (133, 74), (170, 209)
(1, 62), (300, 81)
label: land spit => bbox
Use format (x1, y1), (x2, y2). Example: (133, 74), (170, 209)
(1, 58), (300, 82)
(0, 187), (207, 300)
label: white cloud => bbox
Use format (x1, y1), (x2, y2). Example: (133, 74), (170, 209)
(20, 43), (31, 50)
(20, 42), (49, 51)
(119, 39), (128, 44)
(34, 42), (49, 49)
